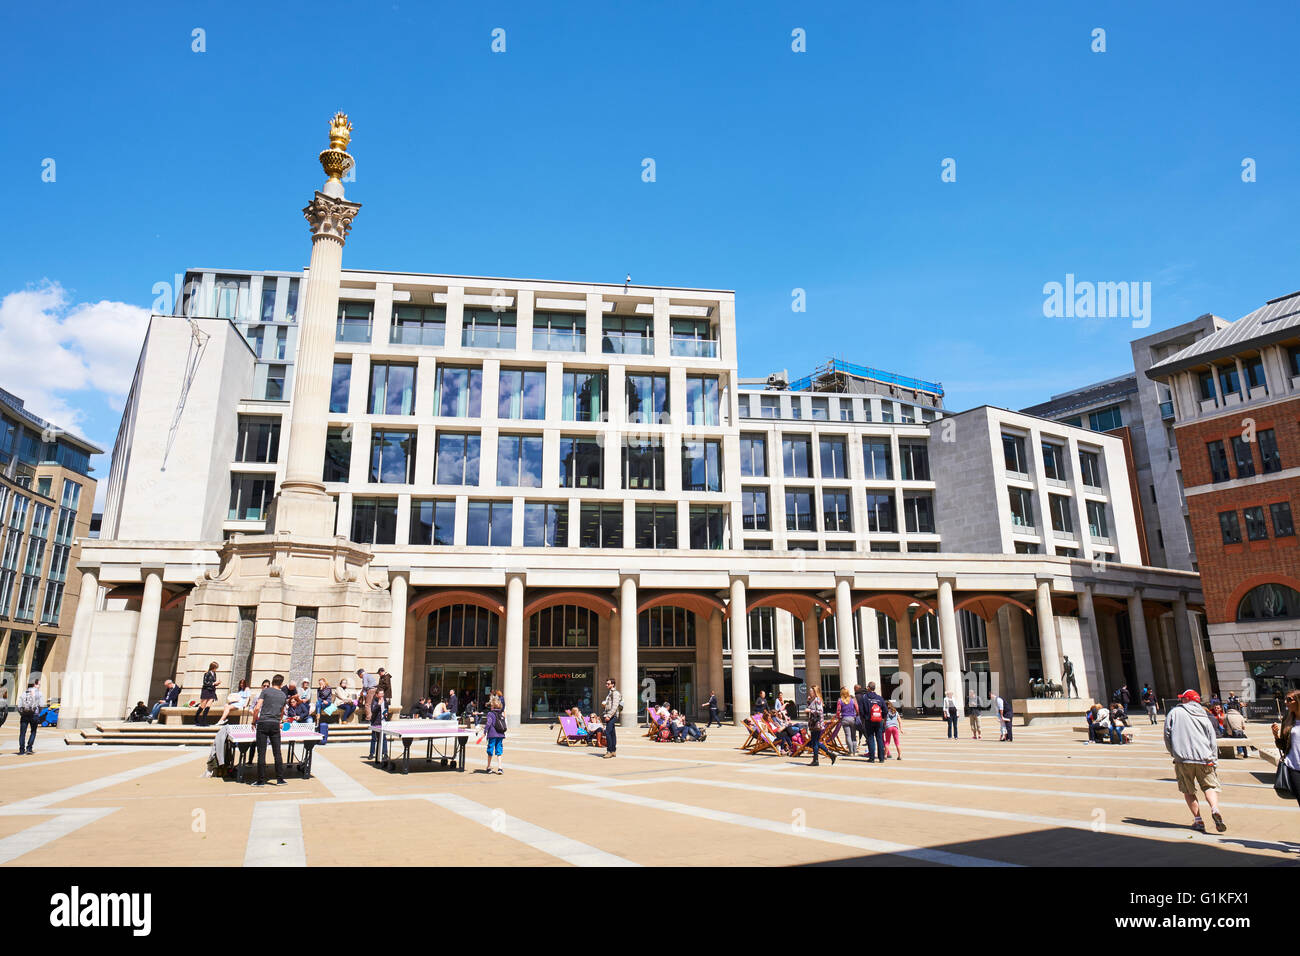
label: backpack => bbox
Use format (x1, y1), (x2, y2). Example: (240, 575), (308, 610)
(18, 689), (39, 715)
(494, 710), (507, 735)
(870, 702), (883, 722)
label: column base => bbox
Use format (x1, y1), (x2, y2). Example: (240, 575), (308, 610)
(266, 485), (337, 538)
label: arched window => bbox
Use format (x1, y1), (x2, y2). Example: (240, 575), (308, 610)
(425, 604), (499, 648)
(1237, 583), (1300, 622)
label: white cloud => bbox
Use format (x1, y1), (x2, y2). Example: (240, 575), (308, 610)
(0, 280), (150, 432)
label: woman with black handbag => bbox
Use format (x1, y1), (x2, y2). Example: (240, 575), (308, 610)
(806, 687), (836, 766)
(1271, 691), (1300, 807)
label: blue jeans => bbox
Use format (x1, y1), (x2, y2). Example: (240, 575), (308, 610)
(862, 721), (884, 759)
(606, 720), (617, 753)
(1109, 726), (1123, 745)
(369, 729), (388, 760)
(18, 713), (38, 752)
(149, 701), (164, 722)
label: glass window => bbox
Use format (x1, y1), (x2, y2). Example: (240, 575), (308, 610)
(466, 500), (513, 546)
(530, 605), (598, 647)
(213, 275), (251, 320)
(1219, 510), (1241, 545)
(274, 326), (288, 361)
(879, 404), (895, 424)
(669, 318), (716, 358)
(635, 504), (678, 549)
(903, 493), (933, 533)
(864, 439), (892, 480)
(602, 315), (651, 354)
(785, 490), (815, 531)
(245, 324), (264, 357)
(351, 497), (397, 545)
(579, 503), (623, 547)
(1260, 429), (1283, 474)
(1008, 488), (1034, 528)
(681, 440), (722, 492)
(1197, 370), (1216, 402)
(323, 427), (350, 482)
(369, 430), (416, 483)
(1231, 435), (1256, 479)
(1079, 450), (1102, 487)
(330, 360), (351, 413)
(228, 474), (274, 521)
(1041, 442), (1065, 481)
(435, 433), (481, 486)
(260, 281), (277, 322)
(739, 435), (767, 477)
(823, 490), (852, 532)
(562, 370), (607, 422)
(1218, 364), (1240, 396)
(898, 441), (929, 481)
(285, 279), (299, 323)
(534, 311), (585, 352)
(1244, 355), (1266, 390)
(369, 363), (416, 415)
(759, 396), (779, 419)
(1086, 500), (1109, 538)
(1271, 502), (1295, 537)
(336, 302), (372, 343)
(410, 499), (456, 546)
(810, 397), (829, 421)
(426, 604), (499, 647)
(437, 366), (483, 418)
(622, 440), (665, 490)
(560, 435), (604, 488)
(461, 308), (516, 348)
(819, 437), (848, 479)
(498, 368), (546, 420)
(496, 435), (544, 487)
(625, 373), (669, 424)
(1244, 505), (1269, 541)
(690, 505), (725, 549)
(741, 488), (769, 531)
(391, 305), (446, 346)
(685, 375), (720, 426)
(1002, 434), (1028, 473)
(523, 502), (568, 547)
(1290, 346), (1300, 379)
(1049, 493), (1073, 533)
(265, 365), (286, 401)
(639, 606), (696, 647)
(866, 493), (895, 533)
(783, 436), (813, 478)
(1088, 406), (1122, 431)
(790, 399), (803, 420)
(748, 608), (776, 651)
(235, 417), (281, 463)
(1207, 439), (1231, 483)
(1237, 583), (1300, 621)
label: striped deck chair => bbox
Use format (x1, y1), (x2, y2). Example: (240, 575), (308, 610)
(788, 724), (816, 758)
(646, 710), (671, 741)
(748, 717), (785, 756)
(556, 714), (588, 746)
(822, 714), (850, 754)
(740, 717), (761, 752)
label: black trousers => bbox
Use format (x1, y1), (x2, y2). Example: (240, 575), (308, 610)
(606, 720), (617, 753)
(18, 713), (38, 752)
(255, 719), (284, 782)
(706, 706), (721, 728)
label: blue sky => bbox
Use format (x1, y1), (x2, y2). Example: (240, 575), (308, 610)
(3, 0), (1299, 486)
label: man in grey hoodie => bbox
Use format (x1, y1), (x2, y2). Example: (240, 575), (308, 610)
(1163, 689), (1227, 833)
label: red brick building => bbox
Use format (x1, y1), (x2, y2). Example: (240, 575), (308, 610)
(1149, 290), (1300, 703)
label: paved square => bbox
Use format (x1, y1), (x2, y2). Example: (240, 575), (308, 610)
(0, 720), (1293, 867)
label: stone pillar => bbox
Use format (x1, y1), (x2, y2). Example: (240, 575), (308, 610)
(985, 611), (1005, 701)
(1077, 585), (1105, 703)
(937, 578), (963, 716)
(125, 570), (164, 710)
(503, 573), (525, 727)
(707, 611), (725, 710)
(834, 577), (856, 691)
(802, 610), (822, 706)
(269, 116), (362, 537)
(1127, 590), (1157, 695)
(729, 577), (750, 722)
(1035, 578), (1063, 687)
(61, 566), (99, 723)
(773, 611), (795, 700)
(1175, 593), (1210, 696)
(896, 614), (915, 706)
(619, 575), (638, 727)
(386, 571), (408, 708)
(1005, 607), (1031, 700)
(859, 607), (881, 691)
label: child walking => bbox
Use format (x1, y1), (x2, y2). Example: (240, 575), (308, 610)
(883, 701), (903, 760)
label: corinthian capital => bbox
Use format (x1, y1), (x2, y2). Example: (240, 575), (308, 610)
(303, 191), (362, 243)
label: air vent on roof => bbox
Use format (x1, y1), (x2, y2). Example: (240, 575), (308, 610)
(1265, 290), (1300, 305)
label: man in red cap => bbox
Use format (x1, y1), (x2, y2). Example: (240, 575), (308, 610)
(1163, 689), (1227, 833)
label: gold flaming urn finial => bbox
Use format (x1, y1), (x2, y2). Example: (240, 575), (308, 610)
(319, 112), (355, 183)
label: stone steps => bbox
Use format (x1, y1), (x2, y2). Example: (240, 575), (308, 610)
(64, 721), (376, 747)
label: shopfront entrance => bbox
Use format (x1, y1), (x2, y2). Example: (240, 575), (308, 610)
(529, 666), (595, 721)
(638, 664), (694, 718)
(426, 665), (495, 714)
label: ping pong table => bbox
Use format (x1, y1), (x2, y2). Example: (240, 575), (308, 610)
(378, 719), (472, 774)
(225, 725), (322, 782)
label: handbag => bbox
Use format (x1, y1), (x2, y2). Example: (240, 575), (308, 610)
(323, 703), (338, 717)
(1275, 761), (1298, 800)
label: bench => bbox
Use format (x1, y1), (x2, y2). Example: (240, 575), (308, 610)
(1071, 724), (1263, 757)
(161, 704), (401, 725)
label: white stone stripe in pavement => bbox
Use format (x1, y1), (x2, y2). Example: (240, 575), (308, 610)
(244, 801), (306, 867)
(424, 794), (639, 866)
(3, 752), (200, 811)
(0, 808), (117, 864)
(0, 749), (152, 772)
(308, 753), (375, 801)
(561, 780), (1016, 867)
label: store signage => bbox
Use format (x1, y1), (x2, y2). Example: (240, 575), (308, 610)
(535, 671), (590, 680)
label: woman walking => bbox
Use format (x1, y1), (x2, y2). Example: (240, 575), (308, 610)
(883, 701), (903, 760)
(195, 662), (220, 726)
(836, 687), (859, 755)
(484, 693), (506, 774)
(1272, 691), (1300, 808)
(806, 687), (836, 766)
(943, 690), (960, 739)
(967, 688), (982, 740)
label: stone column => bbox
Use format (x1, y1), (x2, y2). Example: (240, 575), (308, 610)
(834, 577), (857, 690)
(729, 577), (751, 721)
(125, 569), (164, 710)
(619, 574), (638, 727)
(896, 614), (915, 705)
(859, 607), (881, 690)
(1035, 578), (1063, 688)
(707, 611), (725, 710)
(1175, 593), (1211, 696)
(937, 578), (963, 716)
(773, 611), (795, 700)
(386, 570), (408, 709)
(503, 573), (525, 727)
(802, 610), (822, 706)
(270, 117), (362, 537)
(985, 611), (1005, 701)
(61, 565), (99, 722)
(1077, 585), (1105, 702)
(1127, 590), (1157, 695)
(1005, 607), (1030, 700)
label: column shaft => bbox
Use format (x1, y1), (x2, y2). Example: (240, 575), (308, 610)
(859, 608), (881, 690)
(619, 577), (638, 727)
(1174, 594), (1210, 696)
(1035, 579), (1063, 687)
(386, 573), (408, 708)
(896, 615), (915, 706)
(62, 567), (99, 724)
(126, 571), (164, 709)
(503, 575), (525, 726)
(802, 610), (822, 708)
(729, 578), (750, 721)
(1127, 592), (1157, 696)
(834, 579), (856, 691)
(937, 579), (963, 716)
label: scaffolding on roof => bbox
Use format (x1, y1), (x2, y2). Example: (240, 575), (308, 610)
(786, 358), (943, 398)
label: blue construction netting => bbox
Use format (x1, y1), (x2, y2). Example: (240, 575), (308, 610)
(788, 359), (943, 396)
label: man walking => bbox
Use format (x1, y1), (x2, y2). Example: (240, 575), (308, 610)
(1164, 689), (1227, 833)
(357, 668), (378, 721)
(998, 692), (1014, 742)
(860, 682), (886, 762)
(250, 674), (288, 786)
(16, 678), (43, 755)
(705, 691), (721, 728)
(601, 678), (622, 759)
(1142, 684), (1158, 724)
